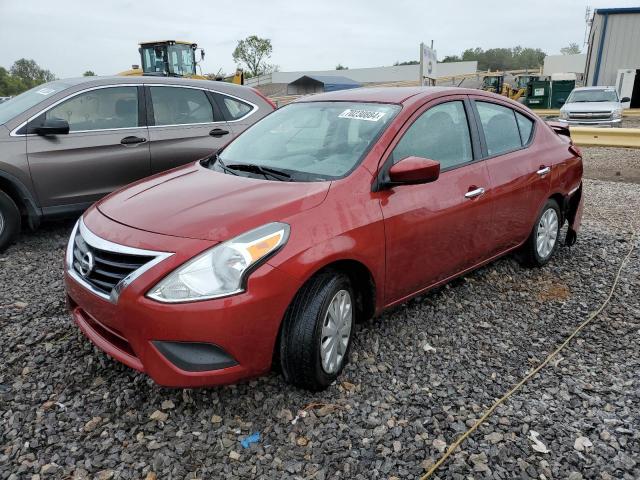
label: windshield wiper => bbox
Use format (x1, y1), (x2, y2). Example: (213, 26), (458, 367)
(224, 162), (292, 181)
(214, 156), (239, 176)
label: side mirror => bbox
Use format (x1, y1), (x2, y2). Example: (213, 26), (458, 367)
(34, 118), (69, 136)
(387, 156), (440, 186)
(621, 97), (631, 103)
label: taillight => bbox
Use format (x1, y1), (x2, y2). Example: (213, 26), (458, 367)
(251, 88), (277, 110)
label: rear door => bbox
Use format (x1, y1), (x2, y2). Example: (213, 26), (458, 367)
(26, 85), (150, 212)
(145, 85), (234, 173)
(470, 98), (550, 253)
(378, 96), (495, 303)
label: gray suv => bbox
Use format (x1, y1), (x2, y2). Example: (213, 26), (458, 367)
(0, 76), (274, 251)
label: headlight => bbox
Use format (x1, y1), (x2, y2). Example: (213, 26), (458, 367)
(559, 111), (569, 120)
(612, 109), (622, 119)
(148, 222), (290, 302)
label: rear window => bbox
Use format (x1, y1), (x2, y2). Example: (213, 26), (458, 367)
(515, 112), (534, 144)
(222, 96), (253, 120)
(476, 102), (522, 156)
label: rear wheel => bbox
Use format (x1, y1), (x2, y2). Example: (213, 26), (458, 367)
(0, 190), (20, 253)
(520, 199), (561, 267)
(279, 272), (354, 391)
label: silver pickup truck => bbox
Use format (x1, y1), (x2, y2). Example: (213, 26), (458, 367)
(558, 86), (630, 127)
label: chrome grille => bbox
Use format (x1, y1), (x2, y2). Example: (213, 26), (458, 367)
(72, 232), (154, 295)
(67, 220), (172, 303)
(567, 111), (612, 120)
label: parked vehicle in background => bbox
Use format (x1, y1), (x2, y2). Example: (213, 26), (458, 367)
(0, 76), (275, 251)
(558, 86), (630, 127)
(65, 87), (583, 391)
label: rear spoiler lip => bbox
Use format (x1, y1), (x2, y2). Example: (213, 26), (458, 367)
(546, 120), (571, 138)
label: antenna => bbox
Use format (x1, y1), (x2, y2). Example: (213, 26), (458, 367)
(583, 6), (592, 46)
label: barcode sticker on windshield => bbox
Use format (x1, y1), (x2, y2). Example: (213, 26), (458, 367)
(338, 109), (386, 122)
(36, 88), (55, 95)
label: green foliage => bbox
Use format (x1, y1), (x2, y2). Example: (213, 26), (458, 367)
(393, 60), (419, 66)
(83, 70), (96, 76)
(232, 35), (274, 77)
(560, 43), (581, 55)
(0, 59), (56, 96)
(335, 64), (348, 70)
(440, 46), (546, 71)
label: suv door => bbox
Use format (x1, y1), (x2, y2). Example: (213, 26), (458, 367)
(377, 96), (494, 303)
(26, 85), (150, 212)
(145, 85), (232, 173)
(471, 98), (550, 253)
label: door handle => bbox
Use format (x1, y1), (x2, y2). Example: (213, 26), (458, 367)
(120, 136), (147, 145)
(465, 187), (485, 199)
(536, 166), (551, 176)
(209, 128), (230, 137)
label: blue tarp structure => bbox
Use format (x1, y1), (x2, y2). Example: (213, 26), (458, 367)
(287, 75), (361, 94)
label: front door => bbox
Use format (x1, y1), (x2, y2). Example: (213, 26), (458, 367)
(26, 85), (150, 211)
(377, 97), (494, 303)
(145, 85), (233, 173)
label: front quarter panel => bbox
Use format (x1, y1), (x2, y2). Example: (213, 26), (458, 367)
(266, 169), (386, 311)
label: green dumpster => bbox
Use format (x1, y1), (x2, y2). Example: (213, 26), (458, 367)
(550, 80), (576, 109)
(525, 80), (550, 109)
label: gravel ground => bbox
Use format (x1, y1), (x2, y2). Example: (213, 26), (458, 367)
(1, 178), (639, 480)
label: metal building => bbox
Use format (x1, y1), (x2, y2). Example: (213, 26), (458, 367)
(286, 75), (361, 95)
(584, 7), (640, 106)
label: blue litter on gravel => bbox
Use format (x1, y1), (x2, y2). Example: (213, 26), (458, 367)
(241, 432), (260, 448)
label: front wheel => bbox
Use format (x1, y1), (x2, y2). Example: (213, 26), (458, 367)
(520, 198), (561, 267)
(279, 272), (354, 391)
(0, 191), (21, 253)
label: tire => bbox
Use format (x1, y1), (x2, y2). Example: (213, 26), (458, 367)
(520, 198), (561, 268)
(0, 190), (21, 253)
(279, 271), (354, 391)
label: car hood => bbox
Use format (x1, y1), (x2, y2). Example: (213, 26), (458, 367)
(97, 163), (331, 241)
(561, 101), (620, 112)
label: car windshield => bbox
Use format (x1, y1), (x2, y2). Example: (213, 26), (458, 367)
(567, 89), (619, 103)
(0, 81), (72, 125)
(216, 101), (401, 181)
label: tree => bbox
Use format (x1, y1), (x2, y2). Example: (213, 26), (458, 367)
(10, 59), (56, 87)
(0, 67), (28, 96)
(335, 64), (348, 70)
(560, 43), (581, 55)
(393, 60), (419, 66)
(83, 70), (96, 76)
(232, 35), (274, 77)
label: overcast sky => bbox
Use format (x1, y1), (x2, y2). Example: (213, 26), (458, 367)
(1, 0), (636, 78)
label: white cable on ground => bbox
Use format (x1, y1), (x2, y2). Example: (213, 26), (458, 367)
(420, 226), (638, 480)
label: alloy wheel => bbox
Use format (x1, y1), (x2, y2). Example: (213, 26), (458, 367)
(536, 208), (559, 259)
(320, 289), (353, 374)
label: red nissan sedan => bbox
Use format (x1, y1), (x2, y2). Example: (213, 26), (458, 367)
(65, 87), (583, 391)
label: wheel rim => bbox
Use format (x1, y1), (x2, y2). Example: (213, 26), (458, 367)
(0, 210), (4, 236)
(320, 289), (353, 374)
(536, 208), (559, 259)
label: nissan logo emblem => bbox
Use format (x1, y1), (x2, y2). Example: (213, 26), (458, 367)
(79, 251), (95, 277)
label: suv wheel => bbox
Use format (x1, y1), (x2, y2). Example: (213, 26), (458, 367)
(0, 190), (20, 252)
(279, 272), (354, 391)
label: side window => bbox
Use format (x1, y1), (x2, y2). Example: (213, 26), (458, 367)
(516, 112), (534, 144)
(222, 96), (253, 120)
(391, 101), (473, 170)
(476, 101), (522, 156)
(46, 87), (138, 132)
(150, 86), (214, 126)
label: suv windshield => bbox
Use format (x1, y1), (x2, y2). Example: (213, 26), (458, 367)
(0, 81), (71, 125)
(217, 101), (400, 181)
(567, 89), (619, 103)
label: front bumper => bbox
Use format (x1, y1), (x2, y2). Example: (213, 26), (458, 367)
(557, 118), (622, 128)
(65, 208), (298, 387)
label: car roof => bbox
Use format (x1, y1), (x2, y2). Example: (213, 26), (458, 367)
(45, 75), (253, 96)
(294, 86), (496, 105)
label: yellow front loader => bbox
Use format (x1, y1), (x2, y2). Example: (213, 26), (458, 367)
(119, 40), (245, 85)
